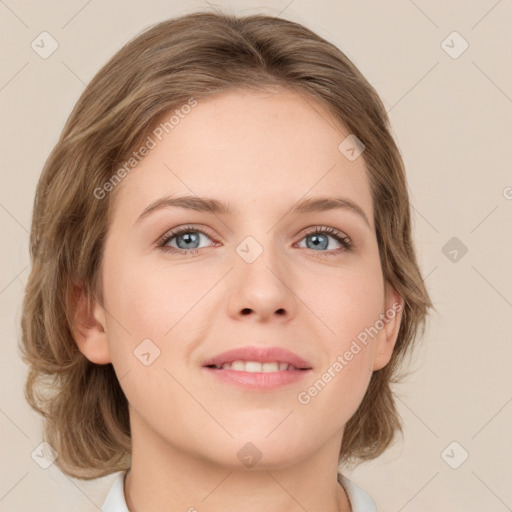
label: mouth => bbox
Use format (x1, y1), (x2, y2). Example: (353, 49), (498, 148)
(202, 345), (313, 370)
(205, 361), (310, 372)
(202, 346), (313, 390)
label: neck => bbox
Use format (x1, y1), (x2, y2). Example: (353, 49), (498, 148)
(123, 410), (351, 512)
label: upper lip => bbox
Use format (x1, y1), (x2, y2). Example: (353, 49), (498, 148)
(202, 346), (313, 369)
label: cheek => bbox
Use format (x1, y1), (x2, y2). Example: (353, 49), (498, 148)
(101, 252), (215, 381)
(100, 259), (197, 422)
(103, 252), (203, 333)
(304, 257), (385, 346)
(298, 260), (384, 394)
(292, 260), (383, 420)
(297, 341), (374, 430)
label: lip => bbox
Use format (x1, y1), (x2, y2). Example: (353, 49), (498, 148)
(202, 346), (313, 369)
(202, 346), (313, 391)
(203, 366), (312, 390)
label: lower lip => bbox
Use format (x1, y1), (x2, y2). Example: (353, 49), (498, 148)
(203, 367), (312, 390)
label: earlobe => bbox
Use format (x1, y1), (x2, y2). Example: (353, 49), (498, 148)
(70, 282), (112, 365)
(372, 284), (404, 371)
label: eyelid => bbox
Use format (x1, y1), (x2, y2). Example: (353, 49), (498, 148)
(299, 225), (349, 239)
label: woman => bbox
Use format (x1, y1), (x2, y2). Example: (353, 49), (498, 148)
(19, 10), (433, 511)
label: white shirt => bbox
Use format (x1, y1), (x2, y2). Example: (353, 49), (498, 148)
(101, 470), (377, 511)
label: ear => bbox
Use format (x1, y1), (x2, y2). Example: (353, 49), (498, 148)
(372, 283), (404, 371)
(70, 282), (112, 365)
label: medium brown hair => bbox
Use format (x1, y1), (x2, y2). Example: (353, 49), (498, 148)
(19, 10), (434, 479)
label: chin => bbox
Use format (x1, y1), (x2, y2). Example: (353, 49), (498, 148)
(226, 434), (311, 471)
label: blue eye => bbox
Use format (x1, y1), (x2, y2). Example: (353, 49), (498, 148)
(297, 226), (352, 255)
(157, 225), (352, 256)
(157, 225), (215, 255)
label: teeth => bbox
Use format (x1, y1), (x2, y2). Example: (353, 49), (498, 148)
(231, 360), (246, 371)
(214, 360), (298, 372)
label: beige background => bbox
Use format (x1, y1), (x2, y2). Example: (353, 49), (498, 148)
(1, 1), (511, 511)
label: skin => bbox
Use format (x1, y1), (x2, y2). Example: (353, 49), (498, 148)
(73, 87), (403, 512)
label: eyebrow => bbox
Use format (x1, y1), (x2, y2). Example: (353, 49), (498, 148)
(135, 194), (371, 228)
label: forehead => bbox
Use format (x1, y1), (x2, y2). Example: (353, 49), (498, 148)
(111, 88), (373, 226)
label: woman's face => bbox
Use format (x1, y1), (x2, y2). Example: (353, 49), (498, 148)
(86, 87), (402, 469)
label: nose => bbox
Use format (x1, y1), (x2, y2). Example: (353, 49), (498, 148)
(227, 238), (298, 323)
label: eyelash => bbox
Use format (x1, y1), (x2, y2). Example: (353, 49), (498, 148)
(156, 224), (353, 258)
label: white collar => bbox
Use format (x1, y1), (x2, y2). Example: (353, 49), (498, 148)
(101, 470), (377, 512)
(338, 474), (378, 511)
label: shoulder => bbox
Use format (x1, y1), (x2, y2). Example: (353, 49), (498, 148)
(338, 474), (378, 512)
(101, 471), (130, 512)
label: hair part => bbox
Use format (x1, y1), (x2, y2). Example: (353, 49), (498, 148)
(19, 10), (434, 479)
